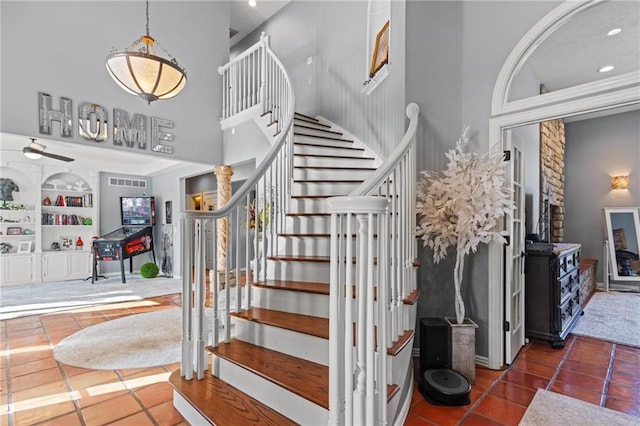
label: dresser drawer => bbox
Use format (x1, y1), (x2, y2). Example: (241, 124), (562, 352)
(558, 268), (579, 303)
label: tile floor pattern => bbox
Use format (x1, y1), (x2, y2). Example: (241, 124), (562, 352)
(1, 293), (638, 425)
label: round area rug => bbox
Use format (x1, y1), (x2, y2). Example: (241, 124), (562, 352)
(54, 309), (184, 370)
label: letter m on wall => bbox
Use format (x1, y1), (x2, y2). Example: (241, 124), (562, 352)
(113, 109), (147, 149)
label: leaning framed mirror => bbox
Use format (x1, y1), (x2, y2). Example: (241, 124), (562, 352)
(604, 207), (640, 281)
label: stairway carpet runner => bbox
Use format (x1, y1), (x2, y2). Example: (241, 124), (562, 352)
(209, 338), (330, 409)
(168, 370), (297, 426)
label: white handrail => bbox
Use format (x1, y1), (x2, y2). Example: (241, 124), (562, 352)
(327, 104), (419, 425)
(181, 33), (295, 380)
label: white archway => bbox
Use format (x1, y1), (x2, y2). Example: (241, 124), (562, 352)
(486, 0), (640, 369)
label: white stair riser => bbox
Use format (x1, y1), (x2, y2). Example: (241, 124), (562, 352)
(252, 286), (329, 318)
(234, 317), (329, 365)
(294, 144), (362, 156)
(292, 181), (360, 196)
(387, 335), (415, 389)
(267, 259), (380, 283)
(278, 235), (375, 258)
(294, 155), (375, 168)
(293, 167), (374, 181)
(286, 215), (331, 233)
(288, 198), (328, 214)
(211, 355), (328, 424)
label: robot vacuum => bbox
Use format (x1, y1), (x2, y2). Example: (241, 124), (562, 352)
(418, 368), (471, 406)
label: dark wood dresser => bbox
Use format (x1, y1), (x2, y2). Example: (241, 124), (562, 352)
(525, 243), (582, 348)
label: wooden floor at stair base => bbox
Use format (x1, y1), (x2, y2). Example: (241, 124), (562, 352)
(169, 369), (297, 425)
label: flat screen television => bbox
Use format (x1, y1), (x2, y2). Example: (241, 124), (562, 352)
(120, 196), (156, 226)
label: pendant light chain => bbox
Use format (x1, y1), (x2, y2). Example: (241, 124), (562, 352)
(145, 0), (150, 38)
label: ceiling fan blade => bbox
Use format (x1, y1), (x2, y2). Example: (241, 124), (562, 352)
(41, 151), (75, 162)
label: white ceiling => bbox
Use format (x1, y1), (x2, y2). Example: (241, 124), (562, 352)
(229, 0), (290, 47)
(524, 0), (640, 92)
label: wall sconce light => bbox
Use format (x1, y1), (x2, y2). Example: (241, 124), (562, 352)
(611, 175), (629, 190)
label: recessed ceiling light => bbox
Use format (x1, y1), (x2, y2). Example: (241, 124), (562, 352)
(249, 0), (256, 7)
(607, 28), (622, 36)
(598, 65), (615, 73)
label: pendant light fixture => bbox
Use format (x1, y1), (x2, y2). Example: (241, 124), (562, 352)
(105, 0), (186, 104)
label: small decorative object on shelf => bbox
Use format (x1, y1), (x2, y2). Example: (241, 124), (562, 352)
(43, 197), (52, 206)
(51, 242), (61, 251)
(76, 236), (84, 250)
(0, 242), (13, 253)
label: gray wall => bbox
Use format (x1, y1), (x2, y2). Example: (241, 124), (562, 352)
(407, 0), (559, 357)
(232, 1), (407, 158)
(564, 110), (640, 282)
(0, 1), (228, 164)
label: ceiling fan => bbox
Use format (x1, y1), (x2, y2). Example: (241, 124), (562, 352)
(22, 138), (75, 162)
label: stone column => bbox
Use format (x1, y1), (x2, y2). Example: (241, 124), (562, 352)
(214, 166), (234, 273)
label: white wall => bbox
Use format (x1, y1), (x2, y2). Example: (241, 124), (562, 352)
(564, 110), (640, 283)
(0, 1), (228, 164)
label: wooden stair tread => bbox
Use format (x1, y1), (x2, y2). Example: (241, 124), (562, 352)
(209, 338), (329, 409)
(294, 112), (321, 122)
(294, 142), (362, 151)
(403, 289), (420, 305)
(294, 179), (364, 183)
(294, 124), (342, 135)
(231, 307), (329, 339)
(254, 279), (330, 295)
(294, 165), (376, 171)
(388, 330), (415, 356)
(294, 153), (374, 160)
(168, 369), (297, 425)
(269, 255), (331, 263)
(295, 132), (354, 142)
(286, 212), (331, 216)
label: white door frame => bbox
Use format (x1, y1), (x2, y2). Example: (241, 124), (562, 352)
(486, 0), (640, 369)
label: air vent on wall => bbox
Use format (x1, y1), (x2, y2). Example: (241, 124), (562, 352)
(109, 177), (148, 188)
(229, 28), (239, 38)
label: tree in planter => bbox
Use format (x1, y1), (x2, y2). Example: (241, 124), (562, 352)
(416, 126), (514, 324)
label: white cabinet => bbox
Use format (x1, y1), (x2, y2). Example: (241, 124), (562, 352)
(42, 251), (91, 282)
(1, 254), (33, 285)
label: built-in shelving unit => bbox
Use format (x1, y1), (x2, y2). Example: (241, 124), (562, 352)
(0, 165), (98, 285)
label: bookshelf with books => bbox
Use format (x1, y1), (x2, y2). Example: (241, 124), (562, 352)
(40, 171), (97, 281)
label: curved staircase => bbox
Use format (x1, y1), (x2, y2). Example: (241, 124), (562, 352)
(171, 33), (420, 425)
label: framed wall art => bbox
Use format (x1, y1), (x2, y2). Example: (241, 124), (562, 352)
(370, 20), (390, 78)
(165, 201), (173, 224)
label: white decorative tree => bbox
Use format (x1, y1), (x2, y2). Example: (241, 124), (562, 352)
(416, 126), (514, 324)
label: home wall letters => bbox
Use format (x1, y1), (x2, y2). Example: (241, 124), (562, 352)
(38, 92), (174, 154)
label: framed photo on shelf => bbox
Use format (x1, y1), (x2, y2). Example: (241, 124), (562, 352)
(60, 236), (74, 250)
(7, 227), (22, 235)
(369, 20), (390, 78)
(17, 241), (32, 253)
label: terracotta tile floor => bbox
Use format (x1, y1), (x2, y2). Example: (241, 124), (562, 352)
(1, 293), (639, 425)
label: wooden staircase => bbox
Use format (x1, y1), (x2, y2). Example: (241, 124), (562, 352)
(170, 113), (417, 425)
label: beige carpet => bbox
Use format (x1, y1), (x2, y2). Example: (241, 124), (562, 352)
(571, 291), (640, 348)
(519, 389), (638, 425)
(0, 274), (181, 320)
